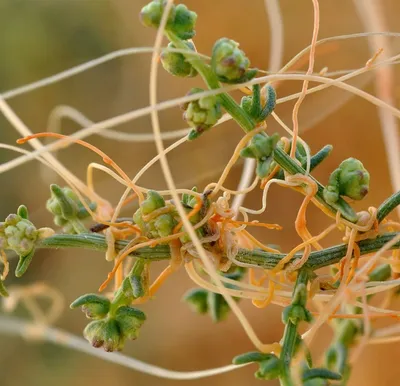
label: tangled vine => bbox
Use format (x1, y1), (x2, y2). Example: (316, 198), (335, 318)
(1, 1), (400, 385)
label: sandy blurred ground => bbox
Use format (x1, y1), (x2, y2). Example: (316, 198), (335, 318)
(0, 0), (399, 385)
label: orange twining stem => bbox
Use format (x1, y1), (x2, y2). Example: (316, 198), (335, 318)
(240, 229), (281, 253)
(346, 244), (361, 284)
(323, 312), (400, 320)
(272, 42), (340, 88)
(227, 219), (282, 231)
(148, 265), (174, 296)
(122, 193), (138, 207)
(17, 133), (144, 202)
(99, 231), (187, 292)
(173, 195), (203, 234)
(252, 280), (276, 309)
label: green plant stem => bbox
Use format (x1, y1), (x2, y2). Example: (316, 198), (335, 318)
(36, 232), (400, 271)
(377, 190), (400, 223)
(166, 31), (255, 132)
(166, 32), (356, 222)
(279, 269), (309, 386)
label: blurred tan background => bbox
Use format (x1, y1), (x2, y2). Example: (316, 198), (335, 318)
(0, 0), (399, 385)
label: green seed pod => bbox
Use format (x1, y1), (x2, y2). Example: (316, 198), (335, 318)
(182, 88), (222, 140)
(70, 293), (111, 320)
(140, 190), (165, 215)
(161, 41), (197, 78)
(211, 38), (257, 84)
(115, 306), (146, 341)
(183, 288), (209, 314)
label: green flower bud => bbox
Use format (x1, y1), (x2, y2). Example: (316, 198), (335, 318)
(140, 1), (176, 29)
(240, 133), (280, 179)
(182, 88), (222, 140)
(161, 41), (197, 78)
(0, 214), (38, 257)
(0, 207), (54, 277)
(140, 190), (165, 215)
(84, 319), (124, 352)
(70, 293), (111, 320)
(115, 306), (146, 341)
(172, 4), (197, 40)
(211, 38), (257, 84)
(183, 288), (209, 314)
(140, 1), (196, 40)
(323, 158), (370, 205)
(46, 184), (96, 233)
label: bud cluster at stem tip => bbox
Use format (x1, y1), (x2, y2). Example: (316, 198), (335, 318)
(140, 1), (197, 40)
(181, 88), (222, 140)
(211, 38), (257, 84)
(323, 158), (370, 205)
(0, 205), (54, 280)
(71, 293), (146, 352)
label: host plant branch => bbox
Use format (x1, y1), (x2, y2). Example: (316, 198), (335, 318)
(37, 231), (400, 271)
